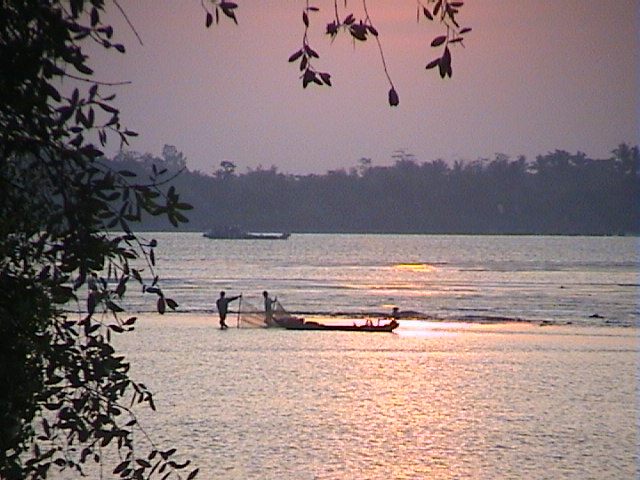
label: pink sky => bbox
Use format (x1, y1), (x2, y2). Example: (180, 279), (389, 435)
(91, 1), (639, 174)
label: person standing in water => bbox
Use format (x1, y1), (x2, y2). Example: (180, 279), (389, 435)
(216, 291), (241, 330)
(263, 290), (277, 326)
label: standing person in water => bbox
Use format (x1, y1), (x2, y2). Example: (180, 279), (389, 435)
(263, 290), (277, 326)
(216, 291), (241, 330)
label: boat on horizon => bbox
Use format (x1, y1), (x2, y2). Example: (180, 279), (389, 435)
(203, 226), (290, 240)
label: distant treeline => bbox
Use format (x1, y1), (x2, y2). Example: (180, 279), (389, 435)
(108, 144), (639, 235)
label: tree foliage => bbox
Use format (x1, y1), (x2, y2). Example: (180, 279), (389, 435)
(203, 0), (471, 106)
(116, 145), (639, 236)
(1, 1), (468, 478)
(0, 1), (194, 478)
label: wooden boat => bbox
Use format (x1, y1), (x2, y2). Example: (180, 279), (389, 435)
(278, 318), (399, 332)
(203, 226), (290, 240)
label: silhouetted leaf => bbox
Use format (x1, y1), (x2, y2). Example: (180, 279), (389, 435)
(425, 58), (440, 70)
(206, 12), (213, 28)
(388, 87), (399, 106)
(439, 46), (451, 78)
(165, 298), (178, 310)
(431, 35), (446, 47)
(157, 297), (166, 315)
(319, 72), (332, 86)
(434, 0), (442, 16)
(75, 63), (93, 75)
(90, 7), (99, 26)
(187, 469), (199, 480)
(288, 49), (303, 62)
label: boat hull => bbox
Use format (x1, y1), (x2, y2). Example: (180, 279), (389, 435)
(203, 231), (290, 240)
(283, 320), (399, 332)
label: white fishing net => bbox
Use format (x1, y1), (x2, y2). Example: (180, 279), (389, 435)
(235, 297), (267, 328)
(236, 298), (303, 328)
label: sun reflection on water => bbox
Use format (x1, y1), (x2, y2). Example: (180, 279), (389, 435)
(392, 262), (437, 272)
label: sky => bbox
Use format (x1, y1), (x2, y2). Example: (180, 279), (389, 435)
(90, 1), (639, 174)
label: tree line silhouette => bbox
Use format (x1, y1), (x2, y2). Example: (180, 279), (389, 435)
(110, 143), (639, 235)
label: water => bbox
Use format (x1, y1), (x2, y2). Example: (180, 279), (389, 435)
(53, 234), (639, 479)
(112, 318), (638, 480)
(130, 233), (638, 327)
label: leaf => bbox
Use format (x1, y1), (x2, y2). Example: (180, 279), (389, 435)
(90, 7), (100, 26)
(206, 12), (213, 28)
(304, 45), (319, 58)
(431, 35), (447, 47)
(459, 27), (472, 34)
(85, 322), (101, 334)
(303, 11), (309, 27)
(45, 82), (62, 102)
(319, 72), (332, 86)
(439, 46), (451, 78)
(115, 275), (128, 297)
(425, 58), (440, 70)
(113, 460), (129, 474)
(288, 49), (303, 63)
(434, 0), (442, 16)
(165, 298), (178, 310)
(187, 469), (200, 480)
(157, 297), (166, 315)
(302, 69), (316, 88)
(423, 7), (433, 21)
(97, 102), (119, 114)
(220, 5), (238, 24)
(106, 301), (124, 313)
(388, 87), (399, 107)
(75, 62), (94, 75)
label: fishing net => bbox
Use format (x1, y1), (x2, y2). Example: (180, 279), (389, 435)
(272, 300), (304, 327)
(236, 298), (303, 328)
(233, 297), (266, 328)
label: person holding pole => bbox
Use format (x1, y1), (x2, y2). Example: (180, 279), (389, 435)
(216, 291), (241, 330)
(262, 290), (277, 326)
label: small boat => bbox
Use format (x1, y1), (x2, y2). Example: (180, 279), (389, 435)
(203, 226), (290, 240)
(277, 317), (399, 332)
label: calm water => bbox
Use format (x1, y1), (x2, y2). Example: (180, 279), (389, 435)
(130, 233), (638, 327)
(54, 234), (639, 479)
(111, 317), (638, 480)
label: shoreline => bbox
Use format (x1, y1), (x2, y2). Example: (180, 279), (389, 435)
(118, 311), (639, 340)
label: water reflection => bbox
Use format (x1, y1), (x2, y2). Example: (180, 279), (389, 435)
(108, 317), (638, 480)
(393, 262), (437, 272)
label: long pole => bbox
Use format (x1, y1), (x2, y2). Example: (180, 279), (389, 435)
(236, 293), (242, 328)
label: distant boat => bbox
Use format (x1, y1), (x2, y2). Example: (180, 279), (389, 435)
(276, 317), (399, 332)
(203, 226), (290, 240)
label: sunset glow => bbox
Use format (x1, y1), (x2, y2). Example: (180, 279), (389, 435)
(393, 263), (436, 272)
(94, 1), (637, 174)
